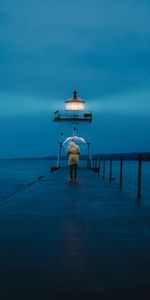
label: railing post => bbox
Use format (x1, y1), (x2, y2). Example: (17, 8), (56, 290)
(95, 158), (97, 171)
(95, 158), (97, 169)
(109, 158), (112, 182)
(87, 158), (90, 168)
(137, 154), (142, 199)
(92, 159), (94, 169)
(56, 142), (62, 168)
(98, 158), (101, 175)
(120, 157), (123, 190)
(103, 159), (105, 178)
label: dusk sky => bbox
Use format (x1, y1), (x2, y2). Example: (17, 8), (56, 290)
(0, 0), (150, 158)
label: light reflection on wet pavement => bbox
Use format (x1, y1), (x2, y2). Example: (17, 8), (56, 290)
(0, 168), (150, 299)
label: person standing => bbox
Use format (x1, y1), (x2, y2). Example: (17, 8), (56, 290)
(67, 141), (80, 181)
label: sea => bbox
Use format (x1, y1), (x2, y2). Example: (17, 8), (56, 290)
(0, 159), (150, 203)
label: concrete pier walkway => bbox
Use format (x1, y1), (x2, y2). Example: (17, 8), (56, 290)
(0, 168), (150, 299)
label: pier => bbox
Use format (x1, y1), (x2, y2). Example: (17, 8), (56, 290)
(0, 166), (150, 299)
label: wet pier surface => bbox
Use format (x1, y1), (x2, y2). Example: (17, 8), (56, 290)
(0, 168), (150, 299)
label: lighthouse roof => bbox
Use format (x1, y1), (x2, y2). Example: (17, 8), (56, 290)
(65, 91), (85, 104)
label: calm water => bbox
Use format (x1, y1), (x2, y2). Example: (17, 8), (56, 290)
(0, 159), (150, 201)
(0, 159), (51, 201)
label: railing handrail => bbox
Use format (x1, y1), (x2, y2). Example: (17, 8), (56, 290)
(91, 152), (150, 161)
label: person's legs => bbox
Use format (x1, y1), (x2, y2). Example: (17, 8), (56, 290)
(74, 163), (78, 180)
(70, 163), (78, 181)
(70, 164), (73, 180)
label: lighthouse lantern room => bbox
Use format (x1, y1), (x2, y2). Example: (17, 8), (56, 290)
(65, 90), (85, 111)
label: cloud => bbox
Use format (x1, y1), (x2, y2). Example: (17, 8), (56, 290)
(0, 0), (150, 158)
(0, 93), (64, 116)
(0, 0), (150, 99)
(0, 12), (11, 24)
(1, 87), (150, 119)
(89, 88), (150, 115)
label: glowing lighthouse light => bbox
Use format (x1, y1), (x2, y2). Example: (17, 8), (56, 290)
(66, 91), (85, 111)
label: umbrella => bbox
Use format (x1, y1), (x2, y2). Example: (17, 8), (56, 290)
(62, 136), (87, 146)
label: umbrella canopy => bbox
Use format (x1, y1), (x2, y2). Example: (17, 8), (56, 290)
(62, 136), (87, 146)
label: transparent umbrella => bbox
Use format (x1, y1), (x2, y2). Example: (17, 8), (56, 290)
(63, 136), (86, 146)
(62, 136), (87, 153)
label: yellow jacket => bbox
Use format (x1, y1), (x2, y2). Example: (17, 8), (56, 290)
(67, 144), (80, 165)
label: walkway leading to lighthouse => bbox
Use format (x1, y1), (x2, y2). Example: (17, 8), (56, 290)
(0, 168), (150, 299)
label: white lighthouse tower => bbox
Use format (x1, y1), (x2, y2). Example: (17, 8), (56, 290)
(53, 91), (92, 167)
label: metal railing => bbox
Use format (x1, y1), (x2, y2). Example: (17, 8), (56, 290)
(53, 110), (92, 122)
(88, 152), (150, 199)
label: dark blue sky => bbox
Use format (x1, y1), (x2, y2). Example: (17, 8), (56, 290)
(0, 0), (150, 158)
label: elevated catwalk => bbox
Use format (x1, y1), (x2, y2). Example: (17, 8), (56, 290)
(0, 168), (150, 299)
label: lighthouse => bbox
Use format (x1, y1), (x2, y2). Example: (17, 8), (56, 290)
(53, 91), (92, 167)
